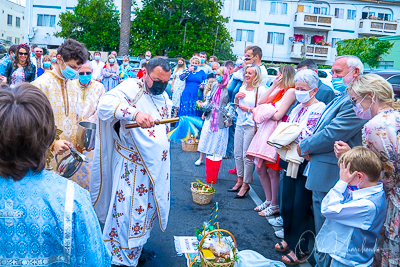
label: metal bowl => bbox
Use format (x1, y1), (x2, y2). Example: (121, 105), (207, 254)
(76, 121), (96, 151)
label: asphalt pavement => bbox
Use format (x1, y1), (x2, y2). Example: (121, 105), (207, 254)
(136, 142), (314, 267)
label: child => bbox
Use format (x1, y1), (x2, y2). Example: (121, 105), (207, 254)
(228, 56), (245, 102)
(316, 146), (386, 267)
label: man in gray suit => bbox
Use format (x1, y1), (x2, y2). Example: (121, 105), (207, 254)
(297, 59), (335, 105)
(297, 55), (367, 267)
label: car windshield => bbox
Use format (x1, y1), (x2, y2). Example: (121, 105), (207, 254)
(130, 62), (140, 68)
(318, 71), (328, 78)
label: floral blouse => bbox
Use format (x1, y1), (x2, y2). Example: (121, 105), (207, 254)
(362, 109), (400, 194)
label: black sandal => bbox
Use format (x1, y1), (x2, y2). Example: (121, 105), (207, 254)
(282, 251), (309, 266)
(274, 241), (289, 252)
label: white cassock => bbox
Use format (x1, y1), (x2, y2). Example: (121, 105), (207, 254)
(90, 78), (172, 266)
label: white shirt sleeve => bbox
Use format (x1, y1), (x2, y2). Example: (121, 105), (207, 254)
(321, 180), (376, 230)
(97, 92), (139, 123)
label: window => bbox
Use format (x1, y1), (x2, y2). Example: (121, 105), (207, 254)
(385, 14), (392, 21)
(347, 10), (356, 20)
(16, 17), (21, 27)
(236, 29), (254, 42)
(37, 14), (56, 27)
(314, 7), (320, 14)
(267, 68), (278, 76)
(270, 2), (287, 15)
(267, 32), (285, 45)
(6, 36), (12, 42)
(332, 38), (341, 48)
(304, 5), (311, 13)
(335, 8), (344, 19)
(15, 37), (20, 44)
(387, 74), (400, 83)
(239, 0), (256, 11)
(7, 14), (12, 25)
(362, 11), (375, 19)
(318, 70), (328, 78)
(321, 7), (328, 15)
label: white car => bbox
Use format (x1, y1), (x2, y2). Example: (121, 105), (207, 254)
(317, 69), (338, 94)
(266, 67), (279, 87)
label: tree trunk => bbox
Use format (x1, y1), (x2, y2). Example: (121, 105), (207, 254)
(119, 0), (132, 56)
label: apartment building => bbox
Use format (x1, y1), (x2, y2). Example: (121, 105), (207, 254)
(0, 0), (25, 45)
(24, 0), (138, 48)
(222, 0), (400, 64)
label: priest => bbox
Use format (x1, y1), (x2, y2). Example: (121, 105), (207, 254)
(90, 58), (172, 266)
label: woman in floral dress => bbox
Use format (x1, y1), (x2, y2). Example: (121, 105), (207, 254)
(334, 74), (400, 266)
(171, 57), (186, 117)
(102, 54), (120, 91)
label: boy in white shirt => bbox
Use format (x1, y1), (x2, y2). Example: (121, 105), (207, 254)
(316, 146), (386, 267)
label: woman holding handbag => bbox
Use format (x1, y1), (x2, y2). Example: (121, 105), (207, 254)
(228, 65), (267, 198)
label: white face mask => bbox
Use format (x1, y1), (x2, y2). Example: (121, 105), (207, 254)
(295, 89), (314, 103)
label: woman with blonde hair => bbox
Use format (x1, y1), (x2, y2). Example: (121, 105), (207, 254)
(195, 67), (231, 166)
(334, 74), (400, 266)
(249, 65), (296, 217)
(171, 57), (187, 117)
(50, 51), (57, 68)
(42, 55), (52, 71)
(179, 56), (207, 117)
(102, 54), (120, 91)
(228, 65), (267, 198)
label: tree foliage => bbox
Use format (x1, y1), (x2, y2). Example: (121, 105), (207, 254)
(55, 0), (120, 52)
(336, 37), (393, 68)
(130, 0), (235, 60)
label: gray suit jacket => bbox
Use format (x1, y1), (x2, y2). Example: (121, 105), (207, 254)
(204, 81), (230, 129)
(316, 80), (335, 105)
(299, 93), (367, 192)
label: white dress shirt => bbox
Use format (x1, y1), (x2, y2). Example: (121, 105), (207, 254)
(91, 60), (105, 81)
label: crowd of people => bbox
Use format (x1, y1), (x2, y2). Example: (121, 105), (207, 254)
(0, 38), (399, 267)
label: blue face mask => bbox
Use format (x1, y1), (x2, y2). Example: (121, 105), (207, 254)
(200, 58), (205, 64)
(51, 57), (57, 63)
(109, 59), (115, 63)
(43, 62), (51, 69)
(79, 74), (92, 85)
(209, 62), (213, 67)
(216, 75), (223, 83)
(60, 58), (78, 79)
(192, 65), (198, 71)
(11, 53), (15, 60)
(94, 55), (101, 61)
(331, 69), (354, 93)
(123, 62), (129, 66)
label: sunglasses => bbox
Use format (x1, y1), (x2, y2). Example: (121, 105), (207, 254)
(79, 72), (91, 75)
(36, 51), (43, 54)
(19, 52), (28, 56)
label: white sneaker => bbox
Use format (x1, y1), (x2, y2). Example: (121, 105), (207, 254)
(268, 216), (283, 227)
(275, 229), (284, 239)
(195, 159), (203, 166)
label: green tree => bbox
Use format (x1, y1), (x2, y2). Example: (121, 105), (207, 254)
(55, 0), (120, 52)
(336, 37), (393, 68)
(130, 0), (235, 60)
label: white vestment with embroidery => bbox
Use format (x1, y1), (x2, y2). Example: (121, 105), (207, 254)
(90, 78), (172, 266)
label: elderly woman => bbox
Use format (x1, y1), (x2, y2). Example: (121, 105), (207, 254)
(179, 56), (207, 117)
(4, 44), (36, 88)
(102, 54), (120, 91)
(0, 83), (111, 264)
(119, 56), (136, 83)
(334, 74), (400, 267)
(228, 65), (267, 198)
(195, 67), (231, 166)
(273, 69), (326, 265)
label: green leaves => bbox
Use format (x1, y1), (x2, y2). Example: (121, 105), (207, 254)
(336, 37), (394, 68)
(55, 0), (121, 52)
(129, 0), (235, 60)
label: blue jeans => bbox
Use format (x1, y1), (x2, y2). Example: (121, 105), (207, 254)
(228, 78), (243, 103)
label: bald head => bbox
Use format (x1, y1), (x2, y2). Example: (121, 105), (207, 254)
(211, 62), (220, 71)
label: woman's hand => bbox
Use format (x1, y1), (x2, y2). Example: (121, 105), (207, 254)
(202, 114), (205, 120)
(225, 121), (232, 127)
(271, 74), (283, 89)
(238, 104), (249, 112)
(171, 86), (174, 93)
(54, 140), (72, 155)
(334, 141), (351, 159)
(235, 92), (246, 100)
(0, 76), (6, 86)
(282, 144), (291, 150)
(189, 65), (195, 72)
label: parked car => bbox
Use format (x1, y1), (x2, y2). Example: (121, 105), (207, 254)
(266, 67), (279, 86)
(365, 70), (400, 98)
(317, 69), (336, 93)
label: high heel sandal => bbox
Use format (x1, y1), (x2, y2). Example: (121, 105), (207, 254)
(254, 200), (271, 211)
(258, 205), (279, 217)
(227, 185), (242, 192)
(234, 187), (250, 199)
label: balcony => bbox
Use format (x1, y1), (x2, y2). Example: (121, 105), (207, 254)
(294, 12), (333, 31)
(290, 43), (331, 61)
(358, 19), (399, 36)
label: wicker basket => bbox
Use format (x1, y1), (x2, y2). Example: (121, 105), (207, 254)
(182, 137), (199, 152)
(191, 184), (214, 205)
(199, 229), (237, 267)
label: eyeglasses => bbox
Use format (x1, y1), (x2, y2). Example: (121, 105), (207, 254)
(79, 72), (91, 75)
(36, 51), (43, 54)
(350, 95), (366, 106)
(18, 52), (28, 56)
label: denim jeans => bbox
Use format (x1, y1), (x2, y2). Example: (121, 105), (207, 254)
(228, 78), (243, 103)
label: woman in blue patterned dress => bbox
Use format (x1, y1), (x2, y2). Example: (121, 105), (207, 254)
(179, 56), (207, 117)
(0, 83), (111, 265)
(171, 57), (186, 117)
(102, 54), (120, 91)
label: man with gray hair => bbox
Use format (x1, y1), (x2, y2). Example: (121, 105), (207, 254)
(297, 59), (335, 105)
(297, 55), (367, 267)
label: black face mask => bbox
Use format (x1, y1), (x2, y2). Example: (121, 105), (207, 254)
(147, 75), (168, 95)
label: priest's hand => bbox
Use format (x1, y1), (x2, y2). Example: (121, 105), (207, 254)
(54, 140), (72, 155)
(135, 112), (155, 128)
